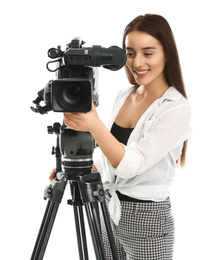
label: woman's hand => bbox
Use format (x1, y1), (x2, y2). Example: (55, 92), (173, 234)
(49, 169), (56, 181)
(64, 103), (100, 133)
(64, 102), (125, 169)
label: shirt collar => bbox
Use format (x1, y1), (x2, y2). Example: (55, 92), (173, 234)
(159, 86), (183, 104)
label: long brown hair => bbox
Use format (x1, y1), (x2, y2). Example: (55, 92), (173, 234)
(122, 14), (188, 166)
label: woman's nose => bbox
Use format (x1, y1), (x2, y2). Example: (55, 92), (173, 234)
(133, 54), (144, 68)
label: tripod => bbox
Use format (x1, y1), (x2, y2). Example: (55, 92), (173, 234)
(30, 123), (118, 260)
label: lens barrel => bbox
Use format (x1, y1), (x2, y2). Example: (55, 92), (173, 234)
(52, 79), (92, 112)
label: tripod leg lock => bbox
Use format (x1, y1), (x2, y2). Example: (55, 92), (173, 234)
(92, 184), (105, 202)
(44, 172), (68, 203)
(44, 184), (53, 200)
(78, 172), (105, 203)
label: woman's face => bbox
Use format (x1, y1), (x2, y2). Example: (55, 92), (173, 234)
(125, 31), (167, 88)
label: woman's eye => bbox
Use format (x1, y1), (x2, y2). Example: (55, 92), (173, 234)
(145, 53), (152, 57)
(126, 52), (134, 57)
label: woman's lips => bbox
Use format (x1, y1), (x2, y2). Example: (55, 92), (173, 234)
(134, 69), (150, 78)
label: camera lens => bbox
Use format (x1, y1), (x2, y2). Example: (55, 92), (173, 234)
(60, 84), (85, 109)
(63, 85), (84, 105)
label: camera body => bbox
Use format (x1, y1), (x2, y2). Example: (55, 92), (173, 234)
(31, 38), (126, 114)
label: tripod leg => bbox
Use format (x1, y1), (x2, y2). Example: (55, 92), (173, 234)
(73, 205), (89, 260)
(85, 203), (106, 260)
(69, 181), (105, 260)
(90, 202), (107, 259)
(77, 172), (119, 260)
(100, 201), (119, 260)
(31, 200), (59, 260)
(31, 173), (67, 260)
(69, 181), (90, 260)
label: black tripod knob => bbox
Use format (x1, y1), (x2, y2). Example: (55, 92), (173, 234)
(92, 184), (105, 202)
(47, 123), (61, 134)
(47, 126), (54, 134)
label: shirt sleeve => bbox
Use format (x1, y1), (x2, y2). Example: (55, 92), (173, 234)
(93, 147), (103, 175)
(109, 100), (191, 179)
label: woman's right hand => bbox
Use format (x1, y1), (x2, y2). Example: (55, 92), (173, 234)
(49, 169), (56, 181)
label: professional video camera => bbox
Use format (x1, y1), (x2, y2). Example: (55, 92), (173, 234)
(31, 37), (126, 114)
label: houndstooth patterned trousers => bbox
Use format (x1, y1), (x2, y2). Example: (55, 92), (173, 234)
(100, 192), (175, 260)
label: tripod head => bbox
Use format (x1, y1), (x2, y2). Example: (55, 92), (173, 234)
(48, 122), (95, 181)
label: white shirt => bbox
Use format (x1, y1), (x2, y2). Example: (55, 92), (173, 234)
(93, 86), (191, 225)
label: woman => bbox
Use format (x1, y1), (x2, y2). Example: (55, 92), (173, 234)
(52, 14), (191, 259)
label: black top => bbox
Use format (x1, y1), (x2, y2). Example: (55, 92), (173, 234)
(111, 122), (134, 145)
(110, 122), (153, 203)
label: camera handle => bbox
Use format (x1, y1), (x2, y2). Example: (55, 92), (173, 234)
(30, 123), (119, 260)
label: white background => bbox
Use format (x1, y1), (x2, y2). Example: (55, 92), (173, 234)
(1, 0), (215, 259)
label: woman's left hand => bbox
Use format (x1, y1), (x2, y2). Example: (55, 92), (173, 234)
(63, 103), (100, 133)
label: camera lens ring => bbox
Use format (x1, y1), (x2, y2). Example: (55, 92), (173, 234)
(63, 84), (84, 105)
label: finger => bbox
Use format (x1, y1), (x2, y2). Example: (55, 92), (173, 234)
(64, 114), (77, 126)
(64, 116), (78, 130)
(64, 113), (83, 121)
(49, 169), (56, 181)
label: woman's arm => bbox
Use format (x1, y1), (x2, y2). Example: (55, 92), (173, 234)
(63, 103), (125, 168)
(110, 101), (191, 178)
(90, 120), (125, 168)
